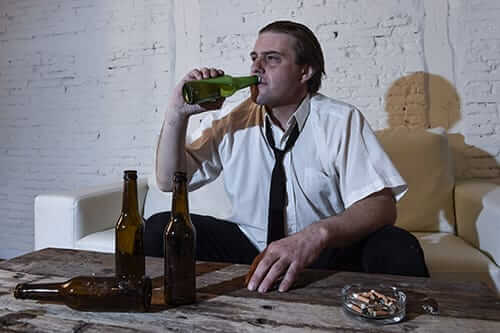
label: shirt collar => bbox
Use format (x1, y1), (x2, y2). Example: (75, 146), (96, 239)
(263, 94), (311, 135)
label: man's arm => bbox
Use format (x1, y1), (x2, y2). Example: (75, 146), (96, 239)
(246, 188), (396, 293)
(156, 68), (225, 192)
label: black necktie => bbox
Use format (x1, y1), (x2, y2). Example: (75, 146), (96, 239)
(265, 117), (300, 244)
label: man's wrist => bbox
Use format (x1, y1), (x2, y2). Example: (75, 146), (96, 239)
(165, 106), (190, 125)
(310, 220), (336, 251)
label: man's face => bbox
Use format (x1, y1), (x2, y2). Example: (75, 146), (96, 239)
(250, 32), (308, 108)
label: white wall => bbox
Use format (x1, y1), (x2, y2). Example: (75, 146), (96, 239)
(0, 0), (175, 258)
(449, 0), (500, 179)
(1, 0), (499, 259)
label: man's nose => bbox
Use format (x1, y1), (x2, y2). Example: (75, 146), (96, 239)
(251, 57), (264, 74)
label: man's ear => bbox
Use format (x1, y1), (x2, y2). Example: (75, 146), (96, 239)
(300, 65), (315, 83)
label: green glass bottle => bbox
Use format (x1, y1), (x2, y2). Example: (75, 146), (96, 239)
(182, 74), (260, 104)
(14, 276), (152, 312)
(164, 172), (196, 305)
(115, 170), (145, 283)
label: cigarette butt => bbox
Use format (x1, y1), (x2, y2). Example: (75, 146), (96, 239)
(348, 303), (362, 314)
(371, 290), (385, 299)
(375, 310), (389, 316)
(353, 293), (370, 303)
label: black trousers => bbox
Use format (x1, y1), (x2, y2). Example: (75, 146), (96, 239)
(144, 212), (429, 277)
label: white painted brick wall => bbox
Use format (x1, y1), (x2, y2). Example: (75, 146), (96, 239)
(1, 0), (499, 259)
(450, 0), (500, 179)
(0, 0), (174, 259)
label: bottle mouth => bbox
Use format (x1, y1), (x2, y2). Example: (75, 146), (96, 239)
(173, 171), (187, 182)
(13, 284), (24, 298)
(124, 170), (138, 180)
(182, 84), (195, 104)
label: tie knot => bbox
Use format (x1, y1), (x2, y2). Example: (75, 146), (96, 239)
(273, 148), (286, 161)
(265, 117), (300, 158)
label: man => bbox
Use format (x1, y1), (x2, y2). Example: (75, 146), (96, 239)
(145, 20), (428, 293)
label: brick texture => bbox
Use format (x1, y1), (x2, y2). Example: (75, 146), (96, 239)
(0, 0), (499, 258)
(0, 0), (174, 258)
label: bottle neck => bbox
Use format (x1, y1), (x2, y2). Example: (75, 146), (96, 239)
(233, 75), (259, 90)
(14, 282), (61, 301)
(171, 175), (189, 218)
(122, 178), (139, 214)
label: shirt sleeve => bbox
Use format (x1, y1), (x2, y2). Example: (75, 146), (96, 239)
(184, 111), (225, 191)
(335, 108), (407, 209)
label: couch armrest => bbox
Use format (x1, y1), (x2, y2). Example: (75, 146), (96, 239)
(455, 180), (500, 265)
(34, 178), (148, 251)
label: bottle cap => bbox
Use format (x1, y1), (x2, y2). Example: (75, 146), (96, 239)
(173, 171), (187, 182)
(124, 170), (138, 180)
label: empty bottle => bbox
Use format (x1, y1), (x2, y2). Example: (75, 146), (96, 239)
(182, 74), (260, 104)
(115, 170), (145, 282)
(164, 171), (196, 305)
(14, 276), (152, 312)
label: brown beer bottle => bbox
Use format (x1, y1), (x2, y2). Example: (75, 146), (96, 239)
(164, 171), (196, 305)
(115, 170), (145, 282)
(14, 276), (152, 312)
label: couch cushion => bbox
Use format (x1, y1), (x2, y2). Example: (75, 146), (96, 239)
(455, 180), (500, 266)
(75, 228), (115, 253)
(376, 127), (455, 233)
(414, 232), (499, 292)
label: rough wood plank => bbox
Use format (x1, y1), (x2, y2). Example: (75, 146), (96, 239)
(0, 308), (148, 333)
(193, 268), (500, 322)
(0, 248), (230, 281)
(1, 249), (500, 333)
(2, 289), (500, 333)
(2, 250), (500, 321)
(0, 248), (153, 278)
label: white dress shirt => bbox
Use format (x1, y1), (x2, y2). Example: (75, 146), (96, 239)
(185, 93), (407, 251)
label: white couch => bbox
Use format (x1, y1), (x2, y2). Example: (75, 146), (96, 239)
(34, 127), (500, 295)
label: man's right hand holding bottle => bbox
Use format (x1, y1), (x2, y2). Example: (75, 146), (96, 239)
(169, 67), (226, 116)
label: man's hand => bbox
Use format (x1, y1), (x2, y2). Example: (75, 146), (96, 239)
(169, 67), (226, 116)
(245, 188), (397, 293)
(245, 224), (327, 293)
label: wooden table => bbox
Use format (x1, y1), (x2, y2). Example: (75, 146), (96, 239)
(0, 248), (499, 332)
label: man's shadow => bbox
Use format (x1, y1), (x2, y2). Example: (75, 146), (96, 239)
(384, 71), (499, 180)
(383, 71), (499, 270)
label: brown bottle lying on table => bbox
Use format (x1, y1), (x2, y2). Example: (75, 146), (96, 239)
(13, 276), (152, 312)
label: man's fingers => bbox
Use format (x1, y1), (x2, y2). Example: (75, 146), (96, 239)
(186, 68), (223, 81)
(209, 68), (220, 77)
(257, 259), (289, 293)
(189, 69), (203, 80)
(278, 262), (300, 292)
(247, 253), (277, 291)
(199, 97), (225, 110)
(245, 251), (265, 286)
(200, 67), (210, 78)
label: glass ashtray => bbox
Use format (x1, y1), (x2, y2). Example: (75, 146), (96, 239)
(342, 284), (406, 324)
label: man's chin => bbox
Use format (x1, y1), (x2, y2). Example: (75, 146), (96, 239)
(250, 86), (273, 106)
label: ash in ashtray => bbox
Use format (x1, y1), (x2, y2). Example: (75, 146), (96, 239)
(345, 289), (399, 318)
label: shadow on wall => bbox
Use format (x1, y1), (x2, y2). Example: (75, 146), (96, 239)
(385, 71), (499, 181)
(379, 72), (499, 234)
